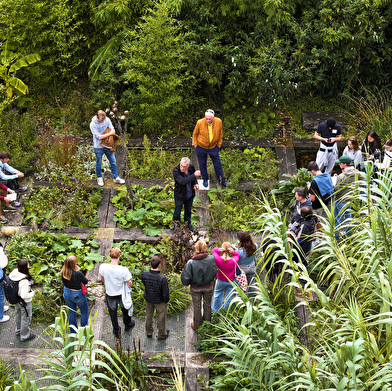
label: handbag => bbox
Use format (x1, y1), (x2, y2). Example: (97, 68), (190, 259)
(235, 263), (248, 292)
(81, 283), (88, 295)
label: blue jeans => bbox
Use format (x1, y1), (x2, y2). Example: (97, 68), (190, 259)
(63, 286), (89, 333)
(334, 201), (352, 239)
(94, 147), (118, 179)
(196, 145), (225, 183)
(173, 197), (194, 226)
(212, 278), (235, 312)
(0, 281), (4, 319)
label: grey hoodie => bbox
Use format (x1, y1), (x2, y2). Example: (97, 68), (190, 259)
(9, 269), (34, 303)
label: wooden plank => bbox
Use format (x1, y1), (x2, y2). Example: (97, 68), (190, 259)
(97, 188), (111, 228)
(275, 146), (298, 179)
(302, 112), (346, 130)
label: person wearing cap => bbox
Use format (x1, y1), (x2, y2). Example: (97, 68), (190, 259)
(192, 109), (226, 188)
(334, 155), (364, 239)
(314, 117), (342, 175)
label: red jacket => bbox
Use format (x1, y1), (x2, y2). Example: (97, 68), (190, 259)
(0, 182), (8, 201)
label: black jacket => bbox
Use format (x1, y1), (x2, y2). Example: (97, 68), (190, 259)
(173, 164), (197, 201)
(181, 254), (217, 287)
(141, 269), (170, 304)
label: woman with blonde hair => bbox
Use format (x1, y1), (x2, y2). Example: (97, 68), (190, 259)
(181, 240), (217, 330)
(211, 242), (240, 311)
(60, 255), (89, 332)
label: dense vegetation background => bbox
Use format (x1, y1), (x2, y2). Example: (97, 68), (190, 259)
(1, 0), (391, 136)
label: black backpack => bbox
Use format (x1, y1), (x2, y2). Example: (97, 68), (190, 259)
(3, 276), (26, 306)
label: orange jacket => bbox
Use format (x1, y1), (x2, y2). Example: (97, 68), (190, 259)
(192, 117), (223, 149)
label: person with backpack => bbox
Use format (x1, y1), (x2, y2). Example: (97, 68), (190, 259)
(9, 259), (35, 342)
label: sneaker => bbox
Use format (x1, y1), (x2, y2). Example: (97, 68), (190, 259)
(188, 224), (196, 232)
(0, 315), (10, 323)
(21, 333), (36, 342)
(203, 179), (208, 188)
(4, 206), (17, 213)
(220, 180), (227, 187)
(157, 330), (170, 340)
(4, 306), (9, 312)
(113, 177), (125, 184)
(14, 187), (28, 193)
(13, 202), (21, 207)
(97, 177), (104, 187)
(0, 216), (8, 224)
(147, 334), (153, 338)
(125, 319), (136, 332)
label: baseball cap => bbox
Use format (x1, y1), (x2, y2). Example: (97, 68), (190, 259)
(336, 155), (350, 164)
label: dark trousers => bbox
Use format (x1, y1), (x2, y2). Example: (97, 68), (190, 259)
(190, 285), (214, 329)
(196, 145), (225, 183)
(173, 197), (193, 226)
(145, 301), (168, 338)
(106, 294), (133, 335)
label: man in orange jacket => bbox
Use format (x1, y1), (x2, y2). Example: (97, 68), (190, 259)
(192, 109), (226, 187)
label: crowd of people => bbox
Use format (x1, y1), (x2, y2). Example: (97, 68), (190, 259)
(1, 114), (389, 339)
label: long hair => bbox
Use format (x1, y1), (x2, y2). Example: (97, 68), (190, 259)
(60, 255), (78, 281)
(367, 131), (382, 150)
(221, 242), (233, 262)
(18, 259), (32, 281)
(237, 230), (256, 257)
(348, 136), (360, 151)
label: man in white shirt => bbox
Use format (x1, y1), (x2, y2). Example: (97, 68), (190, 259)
(99, 247), (134, 338)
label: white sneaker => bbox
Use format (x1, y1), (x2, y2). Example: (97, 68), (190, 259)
(0, 315), (10, 323)
(113, 177), (125, 184)
(97, 177), (104, 187)
(4, 306), (9, 312)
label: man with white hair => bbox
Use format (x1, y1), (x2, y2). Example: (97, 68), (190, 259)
(193, 109), (226, 187)
(90, 110), (125, 187)
(172, 157), (201, 231)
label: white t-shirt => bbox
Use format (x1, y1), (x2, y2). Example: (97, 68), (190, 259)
(99, 263), (132, 296)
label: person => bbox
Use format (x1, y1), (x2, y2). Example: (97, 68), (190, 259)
(288, 187), (312, 232)
(293, 207), (318, 267)
(382, 139), (392, 170)
(192, 109), (226, 188)
(0, 267), (9, 323)
(314, 117), (343, 175)
(307, 161), (334, 218)
(235, 231), (258, 285)
(0, 151), (28, 193)
(361, 130), (382, 163)
(9, 259), (35, 342)
(99, 247), (135, 339)
(172, 157), (201, 231)
(90, 110), (125, 187)
(0, 182), (17, 224)
(60, 255), (89, 332)
(141, 256), (170, 340)
(342, 136), (363, 168)
(334, 155), (364, 239)
(211, 242), (240, 312)
(181, 240), (217, 330)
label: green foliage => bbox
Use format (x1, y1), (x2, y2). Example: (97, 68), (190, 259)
(218, 146), (278, 189)
(0, 358), (16, 389)
(0, 40), (40, 110)
(112, 184), (182, 235)
(22, 186), (101, 230)
(271, 167), (314, 209)
(207, 187), (265, 231)
(0, 109), (38, 174)
(128, 136), (188, 179)
(120, 0), (198, 133)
